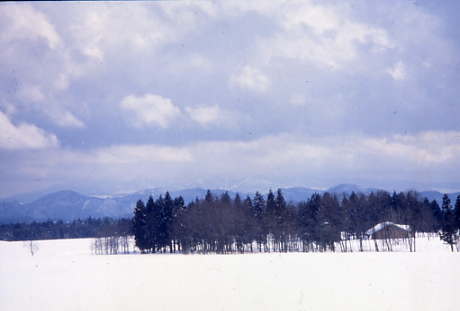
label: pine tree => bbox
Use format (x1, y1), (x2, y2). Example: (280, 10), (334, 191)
(305, 193), (321, 250)
(440, 194), (456, 252)
(145, 196), (160, 253)
(205, 190), (214, 203)
(252, 192), (265, 251)
(265, 190), (276, 237)
(274, 189), (288, 251)
(161, 192), (174, 252)
(133, 200), (147, 253)
(454, 195), (460, 235)
(429, 200), (441, 231)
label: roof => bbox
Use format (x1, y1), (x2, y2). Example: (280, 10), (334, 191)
(365, 221), (410, 235)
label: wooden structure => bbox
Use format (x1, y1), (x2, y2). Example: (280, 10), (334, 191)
(365, 221), (411, 240)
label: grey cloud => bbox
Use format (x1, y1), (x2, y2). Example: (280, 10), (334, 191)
(0, 1), (459, 195)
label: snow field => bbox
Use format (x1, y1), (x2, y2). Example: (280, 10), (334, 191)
(0, 236), (459, 311)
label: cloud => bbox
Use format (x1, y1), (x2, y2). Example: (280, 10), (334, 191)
(0, 111), (58, 150)
(0, 1), (459, 195)
(0, 4), (61, 49)
(120, 94), (182, 128)
(186, 105), (219, 125)
(253, 1), (392, 69)
(6, 130), (459, 195)
(186, 105), (222, 126)
(289, 94), (306, 106)
(230, 66), (270, 93)
(52, 110), (85, 128)
(17, 85), (46, 103)
(364, 131), (460, 164)
(387, 62), (406, 80)
(92, 144), (193, 164)
(0, 4), (210, 128)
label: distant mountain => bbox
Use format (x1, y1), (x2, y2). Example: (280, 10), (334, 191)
(0, 190), (131, 224)
(0, 200), (33, 223)
(1, 185), (458, 224)
(0, 188), (246, 224)
(419, 191), (460, 205)
(2, 189), (58, 204)
(327, 184), (383, 194)
(280, 187), (324, 202)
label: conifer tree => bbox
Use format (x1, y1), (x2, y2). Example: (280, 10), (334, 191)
(265, 190), (276, 238)
(454, 195), (460, 238)
(145, 196), (160, 253)
(133, 200), (147, 253)
(252, 192), (265, 251)
(440, 194), (456, 252)
(429, 200), (441, 231)
(161, 192), (174, 252)
(205, 190), (214, 203)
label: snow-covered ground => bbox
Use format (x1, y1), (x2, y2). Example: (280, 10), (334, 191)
(1, 236), (459, 311)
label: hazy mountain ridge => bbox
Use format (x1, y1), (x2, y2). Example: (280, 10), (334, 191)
(0, 185), (458, 223)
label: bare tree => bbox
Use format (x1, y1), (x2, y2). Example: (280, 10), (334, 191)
(23, 240), (39, 256)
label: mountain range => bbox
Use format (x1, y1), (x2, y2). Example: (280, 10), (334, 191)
(0, 184), (458, 224)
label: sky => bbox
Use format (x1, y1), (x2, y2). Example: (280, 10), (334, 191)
(1, 0), (460, 196)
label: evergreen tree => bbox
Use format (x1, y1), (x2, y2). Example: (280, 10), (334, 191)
(145, 196), (160, 253)
(274, 189), (288, 251)
(429, 200), (441, 231)
(454, 195), (460, 232)
(440, 194), (456, 252)
(265, 190), (276, 236)
(132, 200), (147, 253)
(251, 192), (265, 251)
(205, 190), (214, 203)
(161, 192), (174, 252)
(221, 192), (231, 204)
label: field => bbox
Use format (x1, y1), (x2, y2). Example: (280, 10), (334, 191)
(1, 236), (459, 311)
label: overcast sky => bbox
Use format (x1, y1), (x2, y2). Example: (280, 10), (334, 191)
(1, 0), (460, 196)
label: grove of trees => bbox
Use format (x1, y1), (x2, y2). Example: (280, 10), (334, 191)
(0, 217), (131, 241)
(2, 190), (459, 253)
(132, 190), (460, 254)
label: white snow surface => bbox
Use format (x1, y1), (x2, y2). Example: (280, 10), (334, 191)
(0, 236), (459, 311)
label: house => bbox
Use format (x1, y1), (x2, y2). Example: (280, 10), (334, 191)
(365, 221), (411, 239)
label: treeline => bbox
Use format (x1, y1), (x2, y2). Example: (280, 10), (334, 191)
(0, 218), (131, 241)
(2, 190), (459, 253)
(133, 190), (460, 253)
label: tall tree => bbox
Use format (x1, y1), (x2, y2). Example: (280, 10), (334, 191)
(145, 196), (160, 253)
(133, 200), (147, 253)
(454, 195), (460, 232)
(252, 192), (265, 251)
(440, 194), (456, 252)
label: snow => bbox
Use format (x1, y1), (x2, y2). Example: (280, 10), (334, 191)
(0, 236), (459, 311)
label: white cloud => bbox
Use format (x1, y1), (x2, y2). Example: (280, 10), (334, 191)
(0, 4), (61, 49)
(93, 145), (193, 164)
(52, 111), (85, 128)
(68, 4), (211, 61)
(387, 62), (406, 80)
(120, 94), (181, 128)
(289, 94), (306, 106)
(189, 54), (213, 71)
(364, 131), (460, 164)
(17, 85), (46, 103)
(0, 111), (58, 150)
(0, 4), (211, 129)
(3, 130), (460, 194)
(230, 66), (270, 93)
(186, 105), (221, 126)
(185, 105), (247, 128)
(235, 0), (392, 69)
